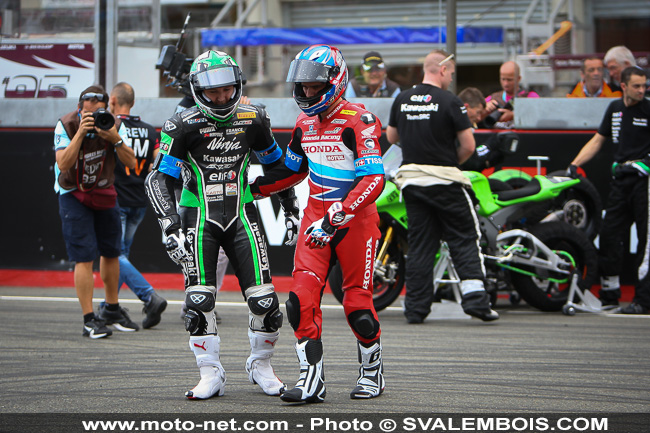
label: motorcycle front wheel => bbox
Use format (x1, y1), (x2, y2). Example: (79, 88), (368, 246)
(328, 221), (406, 311)
(509, 221), (598, 312)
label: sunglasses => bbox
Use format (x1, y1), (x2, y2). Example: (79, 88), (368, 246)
(362, 62), (385, 72)
(438, 53), (455, 66)
(80, 92), (106, 102)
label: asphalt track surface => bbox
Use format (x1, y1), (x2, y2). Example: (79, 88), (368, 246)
(1, 286), (649, 432)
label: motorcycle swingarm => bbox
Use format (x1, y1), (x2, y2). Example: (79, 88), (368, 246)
(490, 229), (572, 280)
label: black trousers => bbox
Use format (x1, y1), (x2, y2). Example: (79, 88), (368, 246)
(402, 183), (485, 319)
(599, 174), (650, 308)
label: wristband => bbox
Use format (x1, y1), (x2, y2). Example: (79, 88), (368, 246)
(114, 139), (124, 148)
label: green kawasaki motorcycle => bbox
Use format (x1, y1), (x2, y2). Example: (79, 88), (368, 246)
(328, 146), (598, 312)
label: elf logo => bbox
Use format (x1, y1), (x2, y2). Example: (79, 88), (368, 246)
(410, 94), (432, 103)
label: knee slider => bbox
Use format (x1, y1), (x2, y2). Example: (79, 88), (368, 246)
(185, 285), (216, 313)
(285, 291), (301, 331)
(347, 309), (380, 340)
(184, 309), (207, 335)
(245, 284), (283, 332)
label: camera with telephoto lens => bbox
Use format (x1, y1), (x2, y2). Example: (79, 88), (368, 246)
(92, 108), (115, 130)
(483, 101), (513, 128)
(156, 45), (193, 97)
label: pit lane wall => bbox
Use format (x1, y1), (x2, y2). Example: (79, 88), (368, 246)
(0, 98), (638, 280)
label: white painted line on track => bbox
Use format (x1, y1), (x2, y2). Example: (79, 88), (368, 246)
(0, 295), (346, 310)
(4, 295), (643, 316)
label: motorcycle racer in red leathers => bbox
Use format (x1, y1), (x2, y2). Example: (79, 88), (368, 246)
(250, 45), (386, 403)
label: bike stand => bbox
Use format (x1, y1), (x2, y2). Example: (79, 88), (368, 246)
(562, 272), (609, 316)
(426, 244), (471, 320)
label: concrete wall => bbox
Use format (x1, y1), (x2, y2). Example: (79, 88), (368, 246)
(0, 97), (613, 129)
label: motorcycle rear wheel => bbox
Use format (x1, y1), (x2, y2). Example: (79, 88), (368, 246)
(509, 221), (597, 312)
(547, 170), (603, 241)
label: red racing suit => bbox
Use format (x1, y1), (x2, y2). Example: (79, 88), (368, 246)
(251, 100), (385, 343)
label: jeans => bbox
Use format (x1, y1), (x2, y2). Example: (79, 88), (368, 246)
(117, 205), (154, 304)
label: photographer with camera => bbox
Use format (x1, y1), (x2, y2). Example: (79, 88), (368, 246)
(54, 85), (138, 339)
(483, 61), (539, 129)
(458, 87), (519, 172)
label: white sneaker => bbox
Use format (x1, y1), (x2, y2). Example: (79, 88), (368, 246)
(185, 365), (226, 399)
(246, 358), (286, 396)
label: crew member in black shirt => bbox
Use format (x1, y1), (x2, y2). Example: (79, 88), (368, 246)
(386, 49), (499, 324)
(569, 66), (650, 314)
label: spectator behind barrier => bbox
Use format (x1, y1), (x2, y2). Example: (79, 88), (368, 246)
(567, 57), (621, 98)
(483, 61), (539, 129)
(345, 51), (401, 98)
(604, 46), (637, 93)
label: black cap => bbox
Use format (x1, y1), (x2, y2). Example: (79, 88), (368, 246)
(363, 51), (385, 70)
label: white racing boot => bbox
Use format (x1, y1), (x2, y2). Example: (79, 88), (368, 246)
(280, 338), (326, 403)
(245, 330), (286, 396)
(185, 335), (226, 400)
(350, 339), (385, 399)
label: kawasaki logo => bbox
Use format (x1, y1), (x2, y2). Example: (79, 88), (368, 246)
(401, 103), (439, 112)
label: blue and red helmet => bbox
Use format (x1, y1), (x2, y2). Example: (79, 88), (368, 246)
(286, 45), (348, 116)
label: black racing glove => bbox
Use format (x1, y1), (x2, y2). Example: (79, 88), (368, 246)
(279, 190), (300, 246)
(165, 228), (193, 265)
(157, 214), (193, 265)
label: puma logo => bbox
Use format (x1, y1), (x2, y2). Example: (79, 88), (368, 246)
(265, 339), (277, 347)
(193, 341), (207, 351)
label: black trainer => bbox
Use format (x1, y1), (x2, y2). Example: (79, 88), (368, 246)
(405, 313), (425, 324)
(99, 305), (140, 332)
(617, 303), (649, 314)
(83, 317), (113, 339)
(142, 292), (167, 329)
(461, 291), (499, 321)
(599, 288), (621, 308)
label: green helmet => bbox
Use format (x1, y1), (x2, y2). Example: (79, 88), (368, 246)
(189, 50), (243, 122)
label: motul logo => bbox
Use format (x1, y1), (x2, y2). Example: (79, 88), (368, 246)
(304, 145), (343, 153)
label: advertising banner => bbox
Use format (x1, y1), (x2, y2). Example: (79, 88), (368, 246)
(0, 42), (94, 99)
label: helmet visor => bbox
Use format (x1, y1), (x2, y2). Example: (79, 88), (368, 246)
(192, 66), (241, 89)
(286, 59), (332, 83)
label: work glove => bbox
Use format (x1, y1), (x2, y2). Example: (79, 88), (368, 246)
(566, 164), (579, 178)
(165, 228), (193, 265)
(631, 155), (650, 176)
